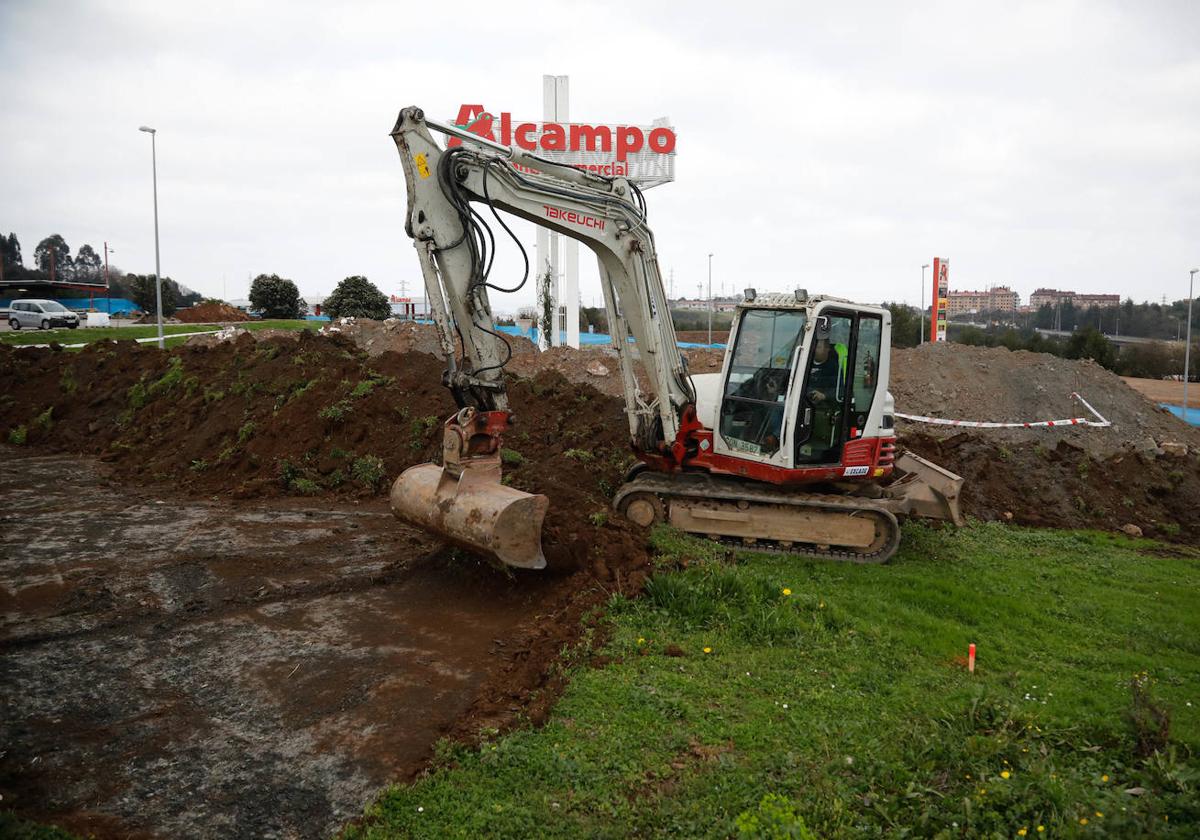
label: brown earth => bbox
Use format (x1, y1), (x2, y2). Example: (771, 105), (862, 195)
(890, 343), (1200, 458)
(0, 450), (639, 838)
(1122, 376), (1197, 409)
(175, 302), (251, 323)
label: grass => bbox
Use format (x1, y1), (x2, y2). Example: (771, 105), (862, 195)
(349, 523), (1200, 839)
(0, 319), (319, 347)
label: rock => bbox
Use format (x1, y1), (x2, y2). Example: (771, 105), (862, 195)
(1160, 441), (1188, 458)
(1002, 511), (1014, 521)
(1134, 437), (1161, 458)
(586, 360), (610, 377)
(1121, 524), (1143, 538)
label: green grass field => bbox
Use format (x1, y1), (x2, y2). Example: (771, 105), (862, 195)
(0, 319), (319, 348)
(349, 523), (1200, 838)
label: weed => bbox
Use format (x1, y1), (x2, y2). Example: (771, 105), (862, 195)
(59, 367), (78, 394)
(998, 445), (1012, 461)
(329, 447), (351, 460)
(203, 387), (226, 404)
(326, 468), (346, 488)
(217, 444), (237, 463)
(182, 375), (200, 396)
(31, 406), (53, 434)
(564, 448), (594, 462)
(237, 421), (256, 444)
(148, 357), (184, 398)
(256, 344), (280, 361)
(588, 510), (608, 527)
(735, 794), (815, 839)
(1127, 671), (1170, 757)
(351, 455), (387, 492)
(411, 415), (440, 440)
(1160, 522), (1181, 537)
(127, 380), (149, 410)
(7, 425), (27, 445)
(500, 448), (525, 467)
(351, 372), (394, 399)
(319, 400), (354, 422)
(189, 459), (209, 472)
(291, 477), (321, 495)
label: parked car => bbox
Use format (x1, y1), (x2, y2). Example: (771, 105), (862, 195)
(8, 299), (80, 330)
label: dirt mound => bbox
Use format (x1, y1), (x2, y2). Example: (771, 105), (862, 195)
(322, 318), (537, 359)
(890, 343), (1200, 458)
(0, 333), (650, 576)
(176, 302), (250, 323)
(903, 433), (1200, 540)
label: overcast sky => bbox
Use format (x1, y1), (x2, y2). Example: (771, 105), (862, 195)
(2, 0), (1197, 313)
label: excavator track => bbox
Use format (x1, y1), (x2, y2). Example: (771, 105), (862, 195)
(613, 471), (902, 564)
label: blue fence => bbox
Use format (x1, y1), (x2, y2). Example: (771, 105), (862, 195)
(0, 297), (138, 314)
(1161, 403), (1200, 427)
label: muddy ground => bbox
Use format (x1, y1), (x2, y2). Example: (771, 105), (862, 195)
(0, 450), (641, 838)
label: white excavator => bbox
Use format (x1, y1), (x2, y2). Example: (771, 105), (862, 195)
(388, 106), (963, 569)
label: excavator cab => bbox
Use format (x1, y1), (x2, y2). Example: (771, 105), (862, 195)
(714, 294), (890, 472)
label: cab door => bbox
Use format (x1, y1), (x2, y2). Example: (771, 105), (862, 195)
(714, 307), (806, 468)
(793, 309), (885, 466)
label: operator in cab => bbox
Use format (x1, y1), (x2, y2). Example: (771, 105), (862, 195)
(798, 318), (845, 463)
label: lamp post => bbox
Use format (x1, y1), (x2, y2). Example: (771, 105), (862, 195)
(920, 264), (929, 344)
(1184, 268), (1198, 417)
(707, 253), (714, 347)
(138, 126), (164, 348)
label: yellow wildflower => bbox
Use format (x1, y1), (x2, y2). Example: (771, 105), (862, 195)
(1080, 817), (1089, 825)
(637, 637), (646, 645)
(782, 588), (792, 596)
(1037, 827), (1045, 833)
(819, 601), (826, 609)
(703, 646), (712, 654)
(1018, 830), (1027, 837)
(1101, 774), (1108, 782)
(1001, 770), (1011, 779)
(1095, 812), (1103, 818)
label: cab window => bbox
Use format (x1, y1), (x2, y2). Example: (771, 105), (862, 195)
(719, 309), (806, 455)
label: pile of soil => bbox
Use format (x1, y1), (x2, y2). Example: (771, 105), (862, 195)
(890, 343), (1200, 458)
(322, 318), (536, 359)
(903, 433), (1200, 540)
(0, 333), (649, 578)
(176, 302), (251, 323)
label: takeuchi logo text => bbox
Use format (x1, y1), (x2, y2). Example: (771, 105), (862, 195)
(448, 104), (676, 162)
(543, 205), (606, 232)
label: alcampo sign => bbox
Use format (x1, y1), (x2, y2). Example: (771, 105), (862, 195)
(448, 104), (677, 187)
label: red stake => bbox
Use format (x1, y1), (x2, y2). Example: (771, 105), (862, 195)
(968, 643), (976, 674)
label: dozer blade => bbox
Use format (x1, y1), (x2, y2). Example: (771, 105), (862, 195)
(390, 462), (549, 569)
(884, 452), (966, 526)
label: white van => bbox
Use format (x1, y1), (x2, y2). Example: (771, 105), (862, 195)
(8, 299), (81, 330)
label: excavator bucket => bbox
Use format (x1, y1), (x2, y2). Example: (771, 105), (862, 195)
(391, 461), (549, 569)
(390, 408), (549, 569)
(883, 452), (966, 526)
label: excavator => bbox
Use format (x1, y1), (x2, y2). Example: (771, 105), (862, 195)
(388, 106), (963, 569)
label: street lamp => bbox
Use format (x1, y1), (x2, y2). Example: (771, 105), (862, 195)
(707, 253), (714, 346)
(920, 264), (929, 344)
(138, 125), (164, 349)
(1184, 268), (1198, 418)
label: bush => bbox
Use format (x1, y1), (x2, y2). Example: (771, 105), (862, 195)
(325, 275), (390, 320)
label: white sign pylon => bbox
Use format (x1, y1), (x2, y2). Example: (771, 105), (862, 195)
(536, 74), (580, 350)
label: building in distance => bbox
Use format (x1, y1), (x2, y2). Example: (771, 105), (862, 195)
(1029, 288), (1120, 310)
(947, 286), (1020, 316)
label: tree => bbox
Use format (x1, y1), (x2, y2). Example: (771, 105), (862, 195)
(127, 273), (178, 316)
(74, 244), (102, 283)
(1064, 327), (1115, 369)
(249, 273), (304, 319)
(1, 233), (22, 271)
(324, 275), (390, 320)
(34, 234), (71, 280)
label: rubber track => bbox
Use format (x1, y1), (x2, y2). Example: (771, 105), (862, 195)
(615, 472), (902, 564)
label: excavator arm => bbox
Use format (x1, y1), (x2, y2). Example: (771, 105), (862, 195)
(388, 106), (694, 568)
(391, 105), (692, 448)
